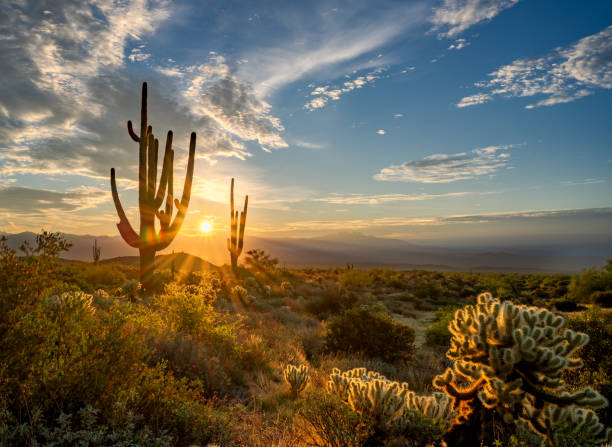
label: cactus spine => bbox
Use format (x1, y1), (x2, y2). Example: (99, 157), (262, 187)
(110, 82), (196, 291)
(92, 239), (101, 264)
(227, 178), (248, 274)
(433, 292), (611, 446)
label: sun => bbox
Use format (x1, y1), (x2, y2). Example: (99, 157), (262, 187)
(200, 221), (212, 233)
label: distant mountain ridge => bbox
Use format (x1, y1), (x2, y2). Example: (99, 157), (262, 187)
(2, 230), (608, 273)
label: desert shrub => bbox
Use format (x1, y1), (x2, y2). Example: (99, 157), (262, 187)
(305, 284), (357, 318)
(425, 305), (460, 348)
(0, 290), (150, 420)
(338, 269), (375, 288)
(80, 263), (131, 289)
(568, 262), (612, 303)
(0, 233), (73, 335)
(0, 405), (172, 447)
(551, 299), (586, 312)
(298, 392), (373, 447)
(565, 308), (612, 423)
(590, 290), (612, 308)
(245, 249), (279, 272)
(325, 306), (415, 362)
(124, 364), (230, 446)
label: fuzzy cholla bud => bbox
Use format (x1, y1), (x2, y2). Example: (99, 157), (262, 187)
(283, 364), (309, 397)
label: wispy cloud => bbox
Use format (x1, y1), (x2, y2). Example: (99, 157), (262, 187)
(458, 26), (612, 108)
(292, 139), (326, 150)
(165, 53), (288, 154)
(377, 129), (386, 135)
(374, 145), (514, 183)
(561, 178), (606, 186)
(238, 3), (427, 96)
(304, 67), (385, 111)
(431, 0), (520, 38)
(313, 191), (472, 205)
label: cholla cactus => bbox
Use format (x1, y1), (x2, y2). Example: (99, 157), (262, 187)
(280, 281), (294, 296)
(284, 364), (309, 397)
(45, 291), (94, 313)
(433, 292), (611, 446)
(231, 285), (250, 304)
(327, 368), (455, 431)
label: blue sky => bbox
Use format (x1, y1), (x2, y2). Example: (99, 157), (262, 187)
(0, 0), (611, 247)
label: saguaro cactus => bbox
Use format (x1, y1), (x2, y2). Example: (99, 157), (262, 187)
(227, 178), (248, 274)
(92, 239), (101, 264)
(110, 82), (196, 290)
(433, 292), (611, 446)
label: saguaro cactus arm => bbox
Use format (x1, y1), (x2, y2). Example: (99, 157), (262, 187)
(110, 167), (142, 248)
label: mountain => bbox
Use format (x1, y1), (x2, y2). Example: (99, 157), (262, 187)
(2, 230), (608, 273)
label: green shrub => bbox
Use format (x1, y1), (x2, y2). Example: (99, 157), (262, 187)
(0, 405), (172, 447)
(298, 392), (372, 447)
(590, 290), (612, 308)
(305, 284), (357, 318)
(425, 306), (459, 348)
(325, 306), (415, 362)
(565, 308), (612, 423)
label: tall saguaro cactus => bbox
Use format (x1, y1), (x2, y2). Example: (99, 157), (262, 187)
(227, 178), (248, 274)
(110, 82), (196, 290)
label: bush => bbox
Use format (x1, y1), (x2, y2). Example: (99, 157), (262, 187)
(298, 392), (372, 447)
(304, 284), (357, 318)
(590, 290), (612, 308)
(425, 306), (459, 348)
(565, 308), (612, 423)
(325, 306), (415, 362)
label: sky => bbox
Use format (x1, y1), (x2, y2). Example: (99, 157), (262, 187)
(0, 0), (611, 248)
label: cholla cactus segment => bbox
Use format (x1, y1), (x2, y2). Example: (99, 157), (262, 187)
(283, 364), (309, 397)
(327, 368), (455, 431)
(434, 292), (611, 446)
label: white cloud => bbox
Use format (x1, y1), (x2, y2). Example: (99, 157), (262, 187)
(447, 38), (470, 50)
(457, 92), (492, 108)
(163, 54), (288, 154)
(377, 129), (386, 135)
(293, 139), (325, 150)
(458, 26), (612, 108)
(374, 145), (514, 183)
(393, 113), (404, 118)
(304, 67), (385, 111)
(431, 0), (519, 38)
(128, 46), (151, 63)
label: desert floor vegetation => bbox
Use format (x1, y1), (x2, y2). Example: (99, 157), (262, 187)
(1, 233), (611, 446)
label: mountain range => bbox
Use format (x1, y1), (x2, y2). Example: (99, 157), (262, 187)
(2, 231), (609, 273)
